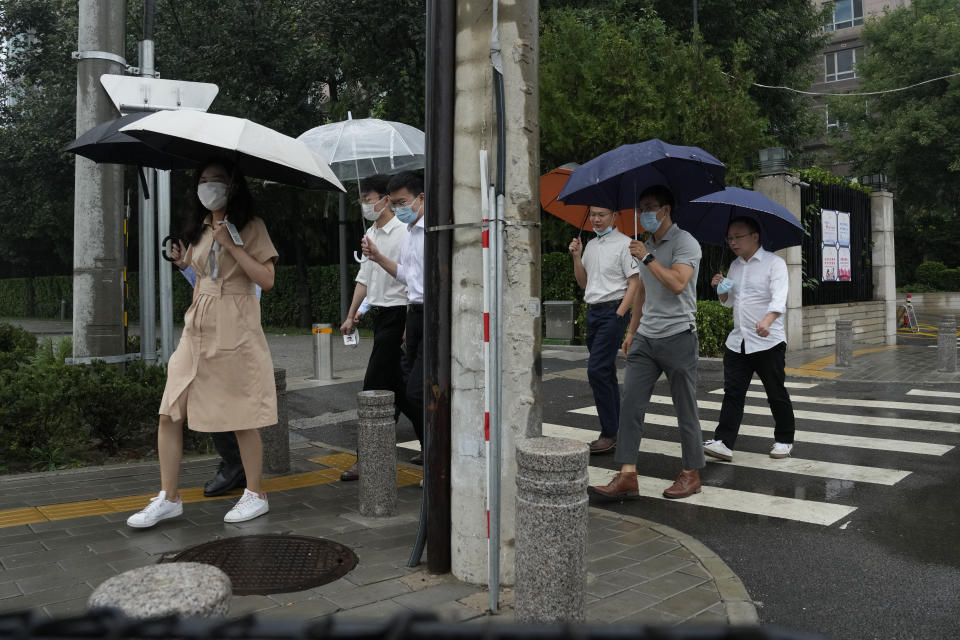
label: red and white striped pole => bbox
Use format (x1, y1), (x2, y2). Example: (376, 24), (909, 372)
(479, 150), (492, 545)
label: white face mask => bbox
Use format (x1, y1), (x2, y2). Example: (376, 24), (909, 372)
(197, 182), (229, 211)
(360, 196), (387, 221)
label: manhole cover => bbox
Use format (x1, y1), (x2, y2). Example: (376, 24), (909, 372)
(163, 535), (358, 595)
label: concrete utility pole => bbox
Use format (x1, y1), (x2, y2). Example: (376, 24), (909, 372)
(72, 0), (126, 358)
(450, 1), (540, 586)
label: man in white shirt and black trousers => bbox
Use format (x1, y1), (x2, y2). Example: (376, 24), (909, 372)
(339, 174), (409, 481)
(704, 216), (796, 462)
(361, 171), (425, 464)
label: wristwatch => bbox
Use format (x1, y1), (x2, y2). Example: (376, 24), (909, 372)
(642, 253), (656, 266)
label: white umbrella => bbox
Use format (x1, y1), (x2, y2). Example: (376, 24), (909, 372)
(120, 111), (345, 192)
(297, 115), (425, 182)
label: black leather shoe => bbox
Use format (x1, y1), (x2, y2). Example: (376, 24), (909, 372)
(410, 453), (423, 466)
(203, 461), (246, 497)
(340, 463), (359, 482)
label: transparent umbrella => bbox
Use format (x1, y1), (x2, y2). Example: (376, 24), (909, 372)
(298, 114), (426, 264)
(297, 115), (425, 182)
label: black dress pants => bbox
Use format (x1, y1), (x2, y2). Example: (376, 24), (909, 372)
(714, 341), (795, 449)
(400, 304), (425, 444)
(212, 432), (242, 466)
(363, 305), (408, 423)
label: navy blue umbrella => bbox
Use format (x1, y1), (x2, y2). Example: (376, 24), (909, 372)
(676, 187), (803, 251)
(557, 139), (727, 210)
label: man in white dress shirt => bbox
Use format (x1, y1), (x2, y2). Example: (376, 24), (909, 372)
(361, 171), (425, 461)
(704, 217), (796, 462)
(339, 174), (409, 481)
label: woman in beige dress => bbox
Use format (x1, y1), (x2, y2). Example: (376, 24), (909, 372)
(128, 159), (279, 528)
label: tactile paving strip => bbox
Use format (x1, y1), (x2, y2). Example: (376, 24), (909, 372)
(164, 534), (358, 595)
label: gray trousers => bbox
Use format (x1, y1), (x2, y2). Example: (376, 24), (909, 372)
(614, 329), (705, 471)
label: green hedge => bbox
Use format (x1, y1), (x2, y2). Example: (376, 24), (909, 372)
(915, 261), (948, 288)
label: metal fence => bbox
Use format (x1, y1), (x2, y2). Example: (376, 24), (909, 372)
(0, 609), (832, 640)
(800, 183), (873, 306)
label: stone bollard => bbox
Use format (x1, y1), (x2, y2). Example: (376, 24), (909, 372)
(835, 320), (853, 368)
(261, 367), (290, 474)
(356, 390), (397, 517)
(937, 315), (957, 372)
(515, 436), (590, 623)
(88, 563), (231, 618)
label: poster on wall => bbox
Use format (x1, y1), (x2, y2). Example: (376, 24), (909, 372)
(821, 209), (852, 282)
(837, 212), (850, 248)
(822, 209), (838, 246)
(822, 245), (838, 281)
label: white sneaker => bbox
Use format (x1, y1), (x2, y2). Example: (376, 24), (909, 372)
(703, 439), (733, 462)
(224, 489), (269, 523)
(126, 491), (183, 529)
(770, 442), (793, 459)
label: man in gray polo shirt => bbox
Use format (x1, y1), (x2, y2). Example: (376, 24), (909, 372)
(591, 185), (706, 500)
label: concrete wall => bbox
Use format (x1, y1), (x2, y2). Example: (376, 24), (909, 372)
(803, 301), (886, 347)
(903, 293), (960, 318)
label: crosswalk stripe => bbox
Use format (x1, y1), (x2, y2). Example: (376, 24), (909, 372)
(643, 395), (960, 434)
(710, 389), (960, 414)
(395, 438), (856, 526)
(542, 423), (909, 485)
(752, 380), (820, 390)
(586, 466), (856, 526)
(908, 389), (960, 400)
(568, 406), (954, 455)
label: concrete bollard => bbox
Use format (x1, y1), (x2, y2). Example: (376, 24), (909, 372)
(515, 436), (589, 623)
(261, 367), (290, 474)
(937, 315), (957, 372)
(356, 390), (397, 517)
(88, 563), (231, 618)
(312, 323), (333, 380)
(835, 320), (853, 368)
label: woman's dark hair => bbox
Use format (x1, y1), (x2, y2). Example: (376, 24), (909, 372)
(181, 157), (254, 246)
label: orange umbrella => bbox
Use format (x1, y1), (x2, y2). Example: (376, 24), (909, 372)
(540, 164), (641, 238)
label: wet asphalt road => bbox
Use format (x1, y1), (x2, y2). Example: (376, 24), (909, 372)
(280, 341), (960, 640)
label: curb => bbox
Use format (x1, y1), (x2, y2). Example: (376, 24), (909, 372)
(590, 506), (759, 625)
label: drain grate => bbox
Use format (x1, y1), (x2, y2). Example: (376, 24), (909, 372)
(163, 534), (358, 596)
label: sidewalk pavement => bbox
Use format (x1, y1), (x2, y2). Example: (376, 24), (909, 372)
(0, 443), (755, 625)
(1, 317), (956, 626)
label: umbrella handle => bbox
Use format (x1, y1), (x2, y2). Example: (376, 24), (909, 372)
(160, 235), (182, 263)
(354, 250), (367, 264)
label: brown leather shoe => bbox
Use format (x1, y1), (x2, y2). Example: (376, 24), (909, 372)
(340, 463), (359, 482)
(589, 436), (617, 454)
(663, 469), (701, 499)
(589, 472), (639, 499)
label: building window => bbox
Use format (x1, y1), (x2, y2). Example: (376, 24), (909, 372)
(824, 48), (860, 82)
(824, 0), (864, 31)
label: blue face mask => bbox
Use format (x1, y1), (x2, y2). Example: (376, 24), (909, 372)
(640, 210), (661, 233)
(596, 226), (613, 237)
(716, 278), (735, 295)
(394, 198), (421, 224)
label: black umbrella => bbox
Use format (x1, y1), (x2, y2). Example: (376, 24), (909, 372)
(64, 112), (199, 171)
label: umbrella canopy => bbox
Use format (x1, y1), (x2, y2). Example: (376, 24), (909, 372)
(676, 187), (803, 251)
(541, 164), (641, 237)
(120, 111), (345, 192)
(64, 112), (198, 170)
(297, 117), (425, 182)
(558, 139), (726, 210)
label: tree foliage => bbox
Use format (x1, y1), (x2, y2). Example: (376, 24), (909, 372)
(0, 0), (426, 280)
(829, 0), (960, 276)
(541, 0), (829, 150)
(540, 7), (770, 183)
